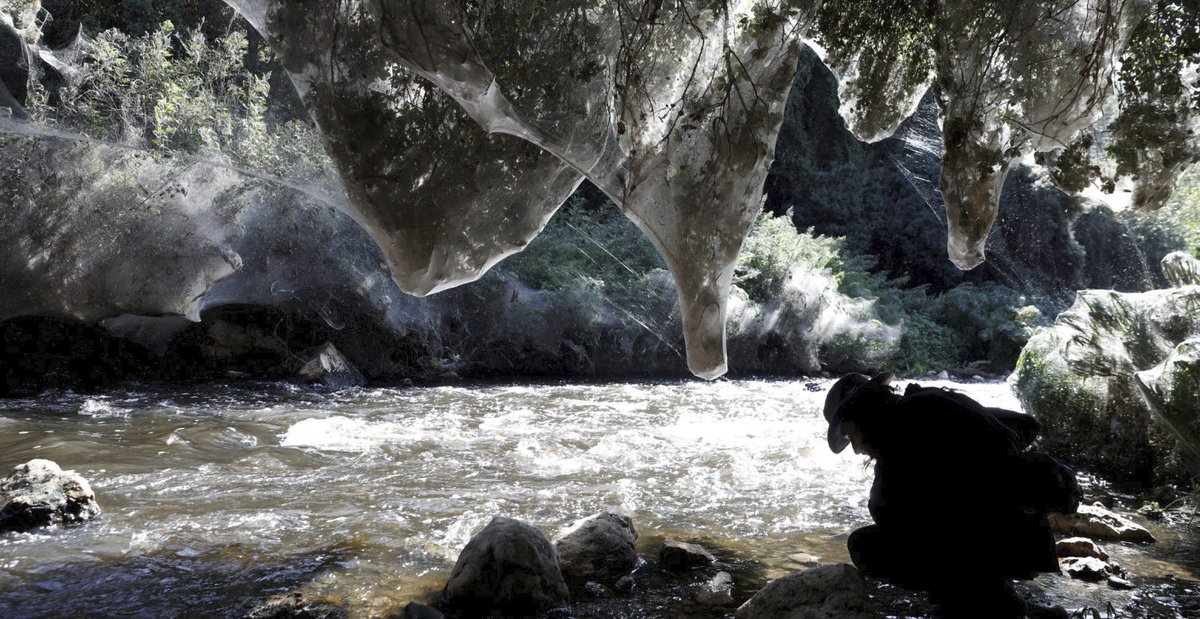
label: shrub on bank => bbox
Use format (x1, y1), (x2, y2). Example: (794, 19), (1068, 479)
(497, 202), (1045, 376)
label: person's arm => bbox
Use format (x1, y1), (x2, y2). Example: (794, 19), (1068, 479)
(868, 464), (887, 524)
(867, 460), (938, 530)
(983, 407), (1040, 449)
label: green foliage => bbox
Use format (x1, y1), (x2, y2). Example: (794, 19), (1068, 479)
(489, 192), (684, 363)
(1014, 335), (1106, 461)
(932, 282), (1045, 368)
(1039, 133), (1111, 194)
(813, 0), (935, 131)
(731, 212), (1045, 374)
(498, 194), (666, 300)
(42, 0), (235, 37)
(890, 313), (963, 375)
(734, 211), (840, 303)
(1124, 165), (1200, 259)
(38, 21), (330, 178)
(1109, 2), (1200, 193)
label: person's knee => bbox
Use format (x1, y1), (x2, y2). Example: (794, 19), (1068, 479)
(847, 526), (887, 573)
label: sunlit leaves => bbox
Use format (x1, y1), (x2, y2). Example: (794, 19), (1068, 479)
(43, 20), (331, 178)
(1108, 0), (1200, 209)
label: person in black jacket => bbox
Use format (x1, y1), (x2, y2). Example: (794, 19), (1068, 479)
(824, 373), (1074, 618)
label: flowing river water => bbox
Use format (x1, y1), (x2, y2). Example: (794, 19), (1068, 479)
(0, 379), (1196, 618)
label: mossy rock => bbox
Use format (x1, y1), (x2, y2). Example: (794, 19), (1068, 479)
(1012, 287), (1200, 484)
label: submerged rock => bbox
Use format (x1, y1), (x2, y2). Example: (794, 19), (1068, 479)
(553, 511), (639, 587)
(694, 571), (735, 607)
(736, 564), (876, 619)
(786, 552), (823, 568)
(443, 516), (568, 615)
(242, 591), (344, 619)
(659, 540), (716, 571)
(1107, 575), (1135, 590)
(0, 459), (100, 532)
(1048, 504), (1156, 543)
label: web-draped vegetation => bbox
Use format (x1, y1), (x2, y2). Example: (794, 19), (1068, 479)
(0, 0), (1197, 377)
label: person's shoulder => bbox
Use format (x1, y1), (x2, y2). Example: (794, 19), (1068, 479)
(897, 383), (981, 413)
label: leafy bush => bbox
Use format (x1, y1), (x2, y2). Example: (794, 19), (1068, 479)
(735, 212), (839, 303)
(931, 282), (1045, 369)
(494, 191), (680, 351)
(0, 1), (42, 41)
(889, 313), (963, 375)
(42, 0), (235, 38)
(1123, 165), (1200, 263)
(497, 192), (667, 299)
(32, 20), (330, 178)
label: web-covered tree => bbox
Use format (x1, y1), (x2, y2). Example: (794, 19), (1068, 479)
(8, 0), (1186, 379)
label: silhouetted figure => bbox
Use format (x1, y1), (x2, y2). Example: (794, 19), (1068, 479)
(825, 373), (1079, 618)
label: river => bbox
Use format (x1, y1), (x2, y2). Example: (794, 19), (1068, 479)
(0, 379), (1196, 617)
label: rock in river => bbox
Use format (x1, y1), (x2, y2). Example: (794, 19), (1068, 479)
(1012, 279), (1200, 483)
(659, 539), (716, 571)
(1060, 556), (1112, 582)
(553, 510), (639, 587)
(0, 459), (100, 533)
(1056, 537), (1109, 561)
(736, 563), (876, 619)
(695, 571), (736, 607)
(443, 516), (568, 614)
(293, 342), (365, 389)
(1048, 504), (1156, 543)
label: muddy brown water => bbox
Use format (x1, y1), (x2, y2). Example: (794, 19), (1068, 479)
(0, 379), (1196, 617)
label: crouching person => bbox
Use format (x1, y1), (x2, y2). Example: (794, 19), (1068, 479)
(824, 373), (1079, 618)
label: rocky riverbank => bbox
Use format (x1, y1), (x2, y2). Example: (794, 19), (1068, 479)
(1, 458), (1197, 618)
(238, 501), (1198, 619)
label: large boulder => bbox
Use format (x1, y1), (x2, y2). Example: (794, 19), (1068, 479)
(0, 459), (100, 532)
(552, 511), (639, 587)
(1011, 284), (1200, 482)
(736, 564), (877, 619)
(1135, 338), (1200, 473)
(442, 516), (568, 615)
